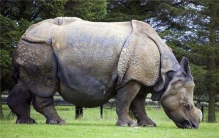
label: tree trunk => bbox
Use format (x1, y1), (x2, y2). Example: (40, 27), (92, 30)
(0, 66), (4, 119)
(0, 90), (4, 120)
(208, 89), (216, 122)
(207, 1), (217, 123)
(207, 52), (216, 122)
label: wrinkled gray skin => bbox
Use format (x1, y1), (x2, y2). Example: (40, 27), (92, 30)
(7, 17), (202, 128)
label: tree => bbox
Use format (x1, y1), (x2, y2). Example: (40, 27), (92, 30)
(105, 0), (162, 22)
(64, 0), (107, 21)
(1, 0), (67, 22)
(0, 15), (20, 119)
(206, 1), (218, 122)
(154, 1), (219, 122)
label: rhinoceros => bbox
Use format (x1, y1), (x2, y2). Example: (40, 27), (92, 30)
(7, 17), (202, 128)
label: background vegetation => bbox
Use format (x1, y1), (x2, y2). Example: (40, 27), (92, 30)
(0, 0), (218, 122)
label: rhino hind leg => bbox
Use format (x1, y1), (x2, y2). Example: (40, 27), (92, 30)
(7, 81), (36, 124)
(116, 81), (142, 127)
(32, 95), (65, 124)
(130, 94), (156, 127)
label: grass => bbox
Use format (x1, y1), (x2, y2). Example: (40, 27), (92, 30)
(0, 105), (219, 138)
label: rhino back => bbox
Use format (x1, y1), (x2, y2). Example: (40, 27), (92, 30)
(21, 17), (82, 43)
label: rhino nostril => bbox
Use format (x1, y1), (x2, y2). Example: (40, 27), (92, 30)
(191, 121), (198, 128)
(183, 119), (192, 128)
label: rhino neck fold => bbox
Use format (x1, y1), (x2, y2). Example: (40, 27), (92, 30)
(138, 22), (181, 92)
(127, 21), (181, 101)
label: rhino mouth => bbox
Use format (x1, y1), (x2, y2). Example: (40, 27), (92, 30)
(176, 119), (198, 129)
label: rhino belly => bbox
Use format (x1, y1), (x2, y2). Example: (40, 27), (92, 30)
(59, 82), (116, 107)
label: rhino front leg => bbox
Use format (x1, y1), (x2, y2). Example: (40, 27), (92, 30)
(32, 95), (65, 124)
(7, 81), (36, 124)
(116, 81), (141, 127)
(130, 93), (156, 127)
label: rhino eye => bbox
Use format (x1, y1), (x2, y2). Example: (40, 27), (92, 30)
(185, 103), (191, 111)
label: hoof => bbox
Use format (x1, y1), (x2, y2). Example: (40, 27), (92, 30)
(16, 117), (36, 124)
(138, 119), (157, 127)
(116, 119), (138, 127)
(46, 118), (66, 125)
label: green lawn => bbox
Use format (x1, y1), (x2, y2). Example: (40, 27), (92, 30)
(0, 105), (218, 138)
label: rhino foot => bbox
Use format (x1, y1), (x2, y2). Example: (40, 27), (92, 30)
(16, 117), (36, 124)
(46, 118), (66, 125)
(116, 119), (138, 127)
(138, 119), (156, 127)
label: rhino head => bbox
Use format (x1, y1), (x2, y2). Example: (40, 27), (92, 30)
(159, 57), (202, 129)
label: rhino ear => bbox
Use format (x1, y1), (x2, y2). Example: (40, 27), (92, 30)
(180, 57), (192, 77)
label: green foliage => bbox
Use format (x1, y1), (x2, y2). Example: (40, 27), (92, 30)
(0, 49), (13, 92)
(0, 15), (15, 91)
(105, 0), (160, 22)
(0, 49), (11, 74)
(158, 1), (219, 104)
(0, 14), (18, 51)
(38, 0), (67, 19)
(0, 14), (33, 91)
(64, 0), (107, 21)
(1, 0), (67, 22)
(190, 64), (207, 101)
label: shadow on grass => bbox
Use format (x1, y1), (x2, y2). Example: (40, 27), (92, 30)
(65, 122), (116, 127)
